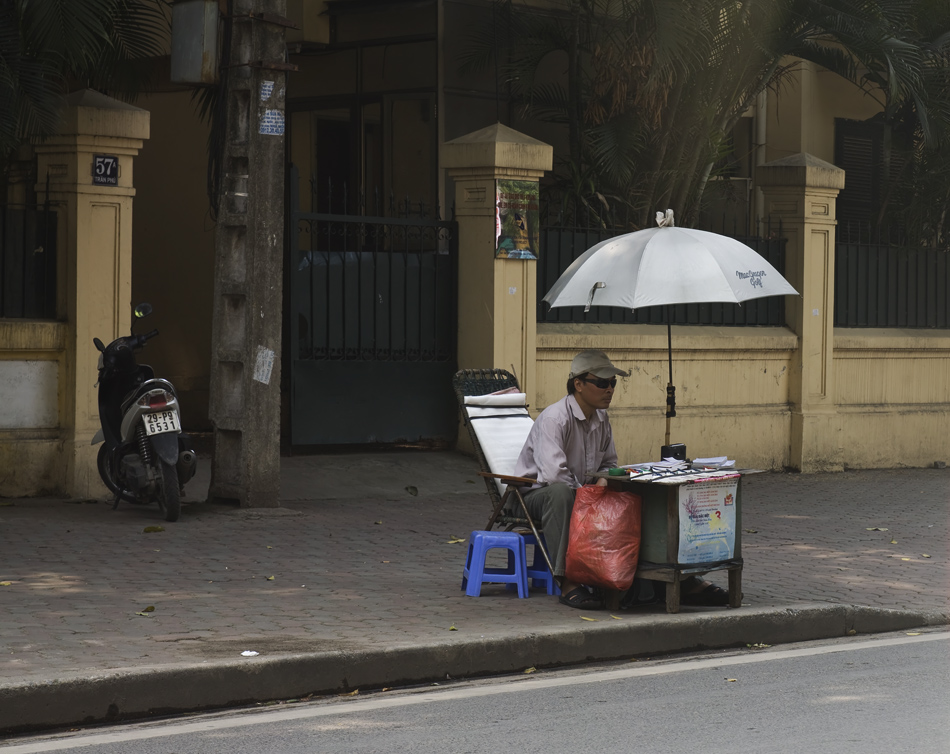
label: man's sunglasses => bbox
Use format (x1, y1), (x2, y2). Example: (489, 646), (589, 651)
(579, 375), (617, 389)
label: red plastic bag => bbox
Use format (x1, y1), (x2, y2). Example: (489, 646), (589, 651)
(565, 485), (641, 590)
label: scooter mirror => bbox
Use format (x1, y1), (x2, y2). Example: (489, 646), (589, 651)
(131, 302), (152, 333)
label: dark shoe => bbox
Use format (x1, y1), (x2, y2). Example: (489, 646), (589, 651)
(620, 578), (660, 609)
(559, 586), (605, 610)
(680, 579), (729, 606)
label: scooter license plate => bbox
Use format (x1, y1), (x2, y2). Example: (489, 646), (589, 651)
(143, 409), (180, 435)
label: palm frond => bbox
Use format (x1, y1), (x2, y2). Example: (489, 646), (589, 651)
(18, 0), (117, 69)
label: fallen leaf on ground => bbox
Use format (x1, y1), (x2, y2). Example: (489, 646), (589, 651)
(725, 678), (738, 683)
(847, 629), (857, 635)
(405, 486), (418, 496)
(135, 612), (152, 617)
(901, 558), (912, 561)
(524, 667), (537, 674)
(890, 539), (898, 544)
(866, 527), (888, 531)
(448, 625), (458, 631)
(267, 546), (273, 549)
(339, 689), (359, 696)
(374, 520), (383, 525)
(266, 576), (275, 580)
(580, 616), (598, 622)
(743, 529), (758, 534)
(446, 536), (466, 544)
(922, 554), (932, 558)
(381, 688), (392, 692)
(0, 581), (12, 586)
(747, 643), (771, 650)
(143, 526), (165, 533)
(141, 606), (155, 613)
(610, 615), (622, 620)
(906, 632), (922, 636)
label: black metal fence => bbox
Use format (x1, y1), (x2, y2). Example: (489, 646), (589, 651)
(834, 237), (949, 328)
(289, 168), (457, 363)
(0, 203), (57, 319)
(537, 222), (787, 327)
(291, 217), (457, 362)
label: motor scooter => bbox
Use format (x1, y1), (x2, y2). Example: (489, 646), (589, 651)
(92, 303), (197, 521)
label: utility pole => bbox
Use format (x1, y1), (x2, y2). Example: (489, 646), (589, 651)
(208, 0), (291, 506)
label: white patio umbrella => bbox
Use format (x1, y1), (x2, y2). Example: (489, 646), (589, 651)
(542, 210), (799, 450)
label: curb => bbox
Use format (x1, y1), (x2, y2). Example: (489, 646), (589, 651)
(2, 603), (946, 735)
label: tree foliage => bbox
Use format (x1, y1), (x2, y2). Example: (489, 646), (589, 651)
(464, 0), (950, 234)
(0, 0), (170, 178)
(872, 0), (950, 247)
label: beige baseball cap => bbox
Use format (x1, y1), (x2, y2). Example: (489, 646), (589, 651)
(568, 350), (629, 379)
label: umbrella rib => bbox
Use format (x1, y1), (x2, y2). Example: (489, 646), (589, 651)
(630, 231), (656, 311)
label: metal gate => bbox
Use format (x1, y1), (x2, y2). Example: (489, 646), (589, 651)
(1, 202), (57, 319)
(288, 168), (458, 446)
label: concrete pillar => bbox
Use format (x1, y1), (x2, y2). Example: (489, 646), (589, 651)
(208, 0), (287, 506)
(441, 123), (552, 406)
(758, 153), (845, 471)
(33, 89), (150, 497)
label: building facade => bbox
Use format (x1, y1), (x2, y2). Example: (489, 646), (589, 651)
(2, 0), (947, 496)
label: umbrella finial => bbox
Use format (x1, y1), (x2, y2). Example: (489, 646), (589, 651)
(655, 209), (675, 228)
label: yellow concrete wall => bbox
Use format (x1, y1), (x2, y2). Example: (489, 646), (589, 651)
(768, 61), (883, 163)
(834, 329), (950, 469)
(536, 324), (797, 470)
(132, 90), (215, 430)
(0, 322), (67, 496)
(287, 0), (330, 44)
(535, 324), (950, 471)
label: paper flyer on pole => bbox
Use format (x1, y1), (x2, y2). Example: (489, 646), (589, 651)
(677, 477), (738, 564)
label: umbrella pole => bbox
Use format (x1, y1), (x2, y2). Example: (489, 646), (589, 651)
(665, 312), (675, 447)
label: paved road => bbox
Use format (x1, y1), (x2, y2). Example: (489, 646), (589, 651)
(4, 630), (947, 753)
(0, 454), (947, 733)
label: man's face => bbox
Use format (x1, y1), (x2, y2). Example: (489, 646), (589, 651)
(574, 372), (616, 413)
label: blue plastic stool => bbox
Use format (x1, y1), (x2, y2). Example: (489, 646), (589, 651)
(520, 533), (561, 596)
(461, 530), (529, 598)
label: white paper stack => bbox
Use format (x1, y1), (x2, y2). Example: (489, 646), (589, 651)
(692, 456), (736, 468)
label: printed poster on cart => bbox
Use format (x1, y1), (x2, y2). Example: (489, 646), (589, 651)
(678, 477), (739, 564)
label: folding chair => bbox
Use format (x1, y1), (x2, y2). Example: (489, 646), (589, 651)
(452, 369), (556, 579)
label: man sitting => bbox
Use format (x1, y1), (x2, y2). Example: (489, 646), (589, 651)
(513, 349), (626, 609)
(514, 349), (729, 609)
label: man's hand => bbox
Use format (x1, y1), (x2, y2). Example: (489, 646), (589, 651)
(595, 476), (608, 487)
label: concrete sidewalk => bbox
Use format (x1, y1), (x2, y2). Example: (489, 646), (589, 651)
(1, 453), (947, 734)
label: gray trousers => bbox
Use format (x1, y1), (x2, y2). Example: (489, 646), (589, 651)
(522, 483), (576, 577)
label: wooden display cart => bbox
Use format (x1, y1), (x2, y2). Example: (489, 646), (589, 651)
(605, 469), (759, 613)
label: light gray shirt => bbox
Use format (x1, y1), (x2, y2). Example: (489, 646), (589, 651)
(513, 394), (618, 489)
